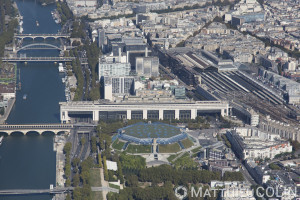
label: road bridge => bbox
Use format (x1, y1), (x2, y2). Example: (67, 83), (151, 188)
(0, 187), (74, 195)
(15, 43), (64, 52)
(1, 57), (75, 62)
(0, 186), (119, 195)
(0, 124), (73, 135)
(14, 34), (70, 40)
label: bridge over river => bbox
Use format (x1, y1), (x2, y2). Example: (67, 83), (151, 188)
(0, 187), (119, 195)
(1, 57), (75, 62)
(14, 33), (71, 40)
(0, 124), (73, 135)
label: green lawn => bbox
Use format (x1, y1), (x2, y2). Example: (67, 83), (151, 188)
(172, 153), (197, 169)
(90, 168), (102, 200)
(167, 154), (178, 162)
(90, 168), (101, 187)
(181, 138), (194, 149)
(191, 146), (202, 153)
(109, 183), (120, 190)
(112, 139), (125, 150)
(158, 143), (181, 153)
(91, 192), (103, 200)
(125, 144), (152, 153)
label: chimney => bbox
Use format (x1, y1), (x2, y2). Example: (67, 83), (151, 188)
(145, 46), (148, 57)
(118, 47), (121, 62)
(126, 51), (129, 63)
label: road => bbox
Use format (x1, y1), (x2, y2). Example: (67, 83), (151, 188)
(239, 162), (257, 185)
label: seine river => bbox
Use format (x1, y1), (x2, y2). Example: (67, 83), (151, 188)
(0, 0), (65, 199)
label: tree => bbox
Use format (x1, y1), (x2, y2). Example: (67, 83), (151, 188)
(72, 157), (80, 168)
(66, 193), (72, 200)
(119, 154), (146, 171)
(290, 140), (300, 151)
(223, 171), (244, 181)
(91, 136), (97, 153)
(117, 161), (124, 184)
(98, 153), (103, 168)
(79, 157), (94, 186)
(65, 178), (71, 187)
(126, 174), (138, 187)
(73, 173), (80, 187)
(80, 137), (86, 145)
(63, 142), (72, 156)
(269, 163), (281, 170)
(103, 156), (109, 181)
(64, 163), (71, 178)
(0, 107), (4, 115)
(73, 187), (82, 200)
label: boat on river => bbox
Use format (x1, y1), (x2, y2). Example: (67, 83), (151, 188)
(23, 94), (27, 100)
(0, 136), (3, 146)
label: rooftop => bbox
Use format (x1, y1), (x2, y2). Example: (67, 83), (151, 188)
(120, 122), (182, 139)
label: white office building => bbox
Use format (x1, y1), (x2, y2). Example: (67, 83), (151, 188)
(99, 62), (131, 78)
(135, 57), (159, 77)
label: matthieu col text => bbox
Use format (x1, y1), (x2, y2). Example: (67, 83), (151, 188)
(175, 186), (297, 199)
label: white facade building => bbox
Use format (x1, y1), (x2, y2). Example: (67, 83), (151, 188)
(211, 181), (255, 200)
(226, 127), (293, 160)
(99, 62), (131, 78)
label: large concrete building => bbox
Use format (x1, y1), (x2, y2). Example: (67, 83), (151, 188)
(98, 62), (131, 77)
(135, 57), (159, 77)
(59, 100), (230, 123)
(259, 68), (300, 104)
(101, 76), (135, 101)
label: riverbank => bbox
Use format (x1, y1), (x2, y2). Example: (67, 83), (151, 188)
(54, 135), (66, 187)
(53, 135), (67, 200)
(0, 1), (64, 199)
(0, 98), (16, 124)
(0, 0), (19, 125)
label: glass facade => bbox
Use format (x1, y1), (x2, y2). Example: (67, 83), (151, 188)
(135, 57), (159, 77)
(111, 77), (134, 94)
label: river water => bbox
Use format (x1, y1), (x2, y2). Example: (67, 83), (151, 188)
(0, 0), (65, 199)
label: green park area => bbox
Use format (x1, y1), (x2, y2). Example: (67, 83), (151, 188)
(158, 143), (181, 153)
(112, 139), (125, 151)
(181, 138), (194, 148)
(167, 154), (178, 162)
(90, 168), (102, 200)
(171, 153), (197, 169)
(191, 146), (202, 157)
(125, 144), (152, 154)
